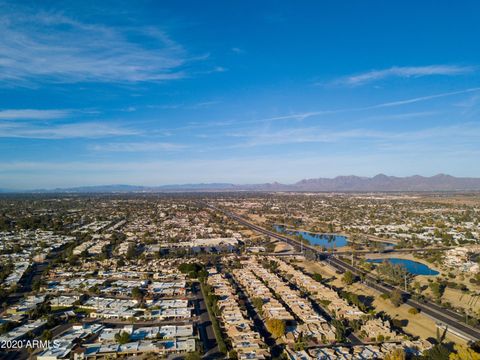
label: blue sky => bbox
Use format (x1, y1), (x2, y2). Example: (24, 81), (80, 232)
(1, 0), (480, 189)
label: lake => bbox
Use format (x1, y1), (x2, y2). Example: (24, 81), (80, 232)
(367, 258), (439, 276)
(273, 225), (348, 248)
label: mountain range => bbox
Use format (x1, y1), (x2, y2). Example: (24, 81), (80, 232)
(3, 174), (480, 193)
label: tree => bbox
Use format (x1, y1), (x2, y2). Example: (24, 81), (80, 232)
(46, 314), (58, 328)
(380, 293), (390, 300)
(376, 261), (408, 286)
(332, 319), (346, 343)
(390, 289), (404, 307)
(131, 287), (144, 300)
(29, 302), (51, 319)
(408, 307), (420, 315)
(429, 282), (446, 299)
(384, 348), (406, 360)
(126, 244), (136, 260)
(40, 329), (52, 341)
(185, 352), (202, 360)
(471, 341), (480, 353)
(266, 318), (286, 339)
(68, 254), (79, 266)
(294, 331), (307, 351)
(252, 297), (264, 316)
(449, 344), (480, 360)
(335, 324), (346, 343)
(436, 327), (447, 344)
(328, 223), (334, 233)
(342, 271), (355, 285)
(32, 279), (41, 292)
(0, 321), (15, 335)
(178, 263), (204, 278)
(422, 344), (451, 360)
(114, 331), (131, 344)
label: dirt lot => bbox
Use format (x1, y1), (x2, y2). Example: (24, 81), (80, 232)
(248, 213), (268, 225)
(274, 240), (294, 253)
(296, 258), (340, 278)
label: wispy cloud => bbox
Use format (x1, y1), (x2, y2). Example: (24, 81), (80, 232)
(227, 122), (480, 148)
(191, 100), (221, 108)
(116, 88), (480, 138)
(365, 111), (437, 121)
(241, 87), (480, 124)
(197, 66), (228, 75)
(0, 109), (71, 120)
(231, 47), (245, 54)
(370, 87), (480, 108)
(455, 94), (480, 115)
(227, 126), (387, 147)
(0, 7), (199, 85)
(0, 122), (138, 139)
(333, 65), (474, 86)
(91, 141), (186, 152)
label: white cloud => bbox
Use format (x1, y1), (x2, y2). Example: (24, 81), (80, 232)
(231, 47), (245, 54)
(0, 8), (197, 85)
(192, 101), (220, 108)
(226, 122), (480, 148)
(227, 127), (386, 147)
(0, 109), (70, 120)
(365, 111), (437, 121)
(455, 94), (480, 110)
(0, 121), (138, 139)
(91, 141), (186, 152)
(370, 87), (480, 108)
(236, 87), (480, 124)
(334, 65), (474, 86)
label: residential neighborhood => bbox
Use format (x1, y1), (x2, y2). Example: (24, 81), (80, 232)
(0, 194), (478, 359)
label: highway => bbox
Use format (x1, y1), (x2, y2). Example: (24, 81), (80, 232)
(204, 203), (480, 343)
(333, 246), (456, 255)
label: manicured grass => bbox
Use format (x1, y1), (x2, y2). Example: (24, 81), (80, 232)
(73, 307), (95, 315)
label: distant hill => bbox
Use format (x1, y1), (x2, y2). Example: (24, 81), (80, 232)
(25, 183), (238, 193)
(285, 174), (480, 192)
(10, 182), (269, 193)
(2, 174), (480, 193)
(52, 184), (147, 193)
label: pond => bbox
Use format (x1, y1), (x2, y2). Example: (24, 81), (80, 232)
(273, 224), (348, 248)
(367, 258), (439, 276)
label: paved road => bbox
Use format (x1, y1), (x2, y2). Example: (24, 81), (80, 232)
(333, 246), (456, 255)
(193, 282), (224, 359)
(205, 203), (480, 343)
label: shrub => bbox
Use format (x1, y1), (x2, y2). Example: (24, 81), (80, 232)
(408, 307), (420, 315)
